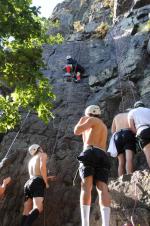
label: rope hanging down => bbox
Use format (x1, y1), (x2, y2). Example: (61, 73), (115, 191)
(0, 110), (30, 167)
(110, 26), (139, 226)
(110, 26), (137, 111)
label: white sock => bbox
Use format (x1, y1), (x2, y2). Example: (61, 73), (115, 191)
(80, 205), (90, 226)
(100, 206), (110, 226)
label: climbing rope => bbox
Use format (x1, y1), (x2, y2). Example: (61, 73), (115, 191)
(110, 24), (141, 226)
(110, 26), (137, 111)
(130, 172), (140, 226)
(0, 110), (30, 168)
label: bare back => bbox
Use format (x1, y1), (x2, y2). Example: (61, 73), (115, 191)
(28, 154), (41, 178)
(81, 116), (107, 150)
(112, 113), (130, 133)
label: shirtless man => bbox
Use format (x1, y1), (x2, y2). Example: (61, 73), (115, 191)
(21, 144), (56, 226)
(0, 177), (11, 198)
(111, 112), (136, 176)
(128, 101), (150, 168)
(74, 105), (111, 226)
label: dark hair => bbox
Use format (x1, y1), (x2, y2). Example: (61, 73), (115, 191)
(88, 113), (101, 118)
(34, 147), (41, 155)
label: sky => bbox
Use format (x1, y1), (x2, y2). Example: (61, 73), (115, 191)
(32, 0), (64, 18)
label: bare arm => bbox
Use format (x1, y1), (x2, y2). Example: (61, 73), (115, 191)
(40, 153), (49, 188)
(74, 117), (92, 135)
(0, 186), (5, 197)
(128, 118), (136, 134)
(0, 177), (11, 197)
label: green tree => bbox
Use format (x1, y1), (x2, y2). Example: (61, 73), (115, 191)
(0, 0), (63, 132)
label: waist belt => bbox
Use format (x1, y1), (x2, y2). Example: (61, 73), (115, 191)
(137, 124), (150, 130)
(83, 145), (104, 152)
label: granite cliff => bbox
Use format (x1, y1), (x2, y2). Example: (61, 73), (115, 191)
(0, 0), (150, 225)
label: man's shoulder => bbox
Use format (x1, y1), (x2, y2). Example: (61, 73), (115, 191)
(39, 152), (47, 159)
(115, 112), (127, 119)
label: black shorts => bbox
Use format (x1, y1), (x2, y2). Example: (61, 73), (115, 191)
(114, 129), (136, 155)
(77, 147), (110, 184)
(24, 177), (46, 201)
(138, 127), (150, 148)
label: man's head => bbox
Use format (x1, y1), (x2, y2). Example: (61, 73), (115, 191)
(66, 55), (71, 60)
(134, 101), (145, 108)
(85, 105), (101, 117)
(28, 144), (41, 156)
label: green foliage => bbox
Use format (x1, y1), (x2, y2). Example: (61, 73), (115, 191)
(0, 0), (63, 132)
(41, 18), (61, 32)
(138, 20), (150, 33)
(95, 22), (109, 39)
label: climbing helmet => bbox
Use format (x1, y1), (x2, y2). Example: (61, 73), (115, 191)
(28, 144), (40, 156)
(85, 105), (101, 116)
(134, 101), (145, 108)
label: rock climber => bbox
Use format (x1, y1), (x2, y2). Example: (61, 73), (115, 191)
(64, 55), (84, 82)
(21, 144), (56, 226)
(128, 101), (150, 168)
(111, 110), (136, 176)
(74, 105), (111, 226)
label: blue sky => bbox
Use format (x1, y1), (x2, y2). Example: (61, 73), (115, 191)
(32, 0), (64, 18)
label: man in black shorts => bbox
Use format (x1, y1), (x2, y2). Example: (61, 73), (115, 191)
(74, 105), (111, 226)
(128, 101), (150, 168)
(111, 112), (136, 176)
(21, 144), (56, 226)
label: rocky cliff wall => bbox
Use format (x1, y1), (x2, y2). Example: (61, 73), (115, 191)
(0, 0), (150, 226)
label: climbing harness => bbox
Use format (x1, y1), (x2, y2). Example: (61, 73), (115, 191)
(0, 110), (30, 169)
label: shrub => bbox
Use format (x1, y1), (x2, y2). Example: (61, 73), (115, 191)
(73, 21), (85, 32)
(95, 22), (109, 38)
(103, 0), (114, 9)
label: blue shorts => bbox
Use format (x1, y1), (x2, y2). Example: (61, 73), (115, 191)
(114, 129), (136, 155)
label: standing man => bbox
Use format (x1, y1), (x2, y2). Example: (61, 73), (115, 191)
(0, 177), (11, 198)
(111, 111), (136, 176)
(128, 101), (150, 168)
(74, 105), (111, 226)
(21, 144), (56, 226)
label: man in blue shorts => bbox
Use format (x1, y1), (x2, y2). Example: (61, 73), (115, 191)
(74, 105), (111, 226)
(111, 111), (136, 176)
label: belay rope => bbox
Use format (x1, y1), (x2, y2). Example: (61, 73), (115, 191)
(110, 26), (137, 111)
(110, 25), (140, 225)
(0, 110), (30, 168)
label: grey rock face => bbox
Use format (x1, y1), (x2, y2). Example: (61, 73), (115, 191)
(91, 170), (150, 226)
(147, 38), (150, 54)
(114, 0), (150, 18)
(0, 0), (150, 226)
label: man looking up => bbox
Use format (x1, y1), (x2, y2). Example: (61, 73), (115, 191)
(21, 144), (56, 226)
(74, 105), (111, 226)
